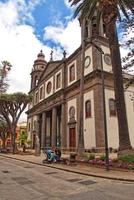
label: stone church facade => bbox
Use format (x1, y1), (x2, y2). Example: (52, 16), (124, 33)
(26, 16), (134, 152)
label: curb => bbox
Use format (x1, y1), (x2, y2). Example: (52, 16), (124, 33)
(0, 154), (134, 183)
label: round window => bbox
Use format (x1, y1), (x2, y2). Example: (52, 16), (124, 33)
(84, 56), (91, 68)
(104, 54), (111, 65)
(46, 81), (52, 94)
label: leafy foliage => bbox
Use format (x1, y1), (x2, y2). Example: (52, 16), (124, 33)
(0, 115), (10, 149)
(100, 154), (106, 161)
(0, 93), (32, 153)
(18, 131), (28, 144)
(119, 155), (134, 163)
(0, 61), (12, 94)
(69, 0), (134, 23)
(120, 16), (134, 88)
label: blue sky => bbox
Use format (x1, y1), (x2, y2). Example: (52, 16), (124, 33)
(0, 0), (81, 94)
(0, 0), (133, 121)
(0, 0), (132, 94)
(0, 0), (81, 121)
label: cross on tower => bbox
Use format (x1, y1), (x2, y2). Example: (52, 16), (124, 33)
(50, 50), (53, 61)
(63, 50), (67, 59)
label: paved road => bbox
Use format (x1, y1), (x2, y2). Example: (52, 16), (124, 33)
(0, 157), (134, 200)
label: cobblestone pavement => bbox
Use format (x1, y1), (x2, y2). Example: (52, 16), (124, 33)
(0, 157), (134, 200)
(1, 153), (134, 182)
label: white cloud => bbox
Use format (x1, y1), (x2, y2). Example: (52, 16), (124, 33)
(0, 0), (80, 122)
(0, 0), (51, 93)
(64, 0), (72, 8)
(44, 19), (81, 56)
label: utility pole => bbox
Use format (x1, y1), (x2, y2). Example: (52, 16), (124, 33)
(78, 18), (86, 155)
(87, 39), (109, 170)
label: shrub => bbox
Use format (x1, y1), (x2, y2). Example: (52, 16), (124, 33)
(100, 154), (106, 161)
(119, 155), (134, 163)
(88, 153), (95, 160)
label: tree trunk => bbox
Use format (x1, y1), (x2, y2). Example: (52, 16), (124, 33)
(2, 138), (6, 150)
(11, 126), (17, 154)
(106, 20), (133, 155)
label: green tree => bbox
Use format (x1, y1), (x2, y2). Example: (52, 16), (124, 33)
(120, 16), (134, 88)
(0, 93), (32, 154)
(0, 61), (12, 95)
(0, 116), (10, 151)
(18, 131), (28, 152)
(69, 0), (134, 155)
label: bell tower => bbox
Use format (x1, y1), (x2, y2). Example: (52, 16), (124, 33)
(30, 50), (47, 90)
(80, 14), (106, 42)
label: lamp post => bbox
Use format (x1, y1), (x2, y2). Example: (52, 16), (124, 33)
(87, 40), (109, 170)
(99, 49), (109, 171)
(77, 19), (86, 155)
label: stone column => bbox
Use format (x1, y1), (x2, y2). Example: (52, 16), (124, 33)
(41, 112), (46, 150)
(52, 107), (57, 146)
(61, 103), (67, 149)
(35, 115), (41, 156)
(94, 84), (105, 149)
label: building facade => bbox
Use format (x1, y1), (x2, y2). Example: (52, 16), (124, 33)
(27, 16), (134, 152)
(0, 121), (27, 149)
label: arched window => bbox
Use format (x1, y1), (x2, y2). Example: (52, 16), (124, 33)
(69, 64), (75, 82)
(109, 99), (116, 116)
(34, 75), (38, 86)
(85, 20), (88, 38)
(85, 100), (91, 118)
(91, 16), (98, 37)
(103, 24), (106, 37)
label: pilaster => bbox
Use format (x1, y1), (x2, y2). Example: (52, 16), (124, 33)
(52, 107), (57, 146)
(41, 112), (46, 149)
(61, 103), (67, 149)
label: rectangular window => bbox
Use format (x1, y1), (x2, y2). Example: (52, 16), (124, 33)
(35, 91), (38, 104)
(109, 99), (116, 116)
(39, 86), (43, 100)
(85, 100), (91, 118)
(56, 73), (61, 89)
(69, 64), (75, 82)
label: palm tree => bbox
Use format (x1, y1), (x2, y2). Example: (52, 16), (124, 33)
(69, 0), (134, 155)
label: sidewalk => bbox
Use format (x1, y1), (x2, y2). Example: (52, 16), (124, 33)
(0, 153), (134, 182)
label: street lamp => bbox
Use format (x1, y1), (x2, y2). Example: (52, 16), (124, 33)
(87, 40), (109, 170)
(99, 48), (109, 171)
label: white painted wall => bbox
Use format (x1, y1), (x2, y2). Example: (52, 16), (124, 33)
(125, 87), (134, 147)
(105, 88), (134, 148)
(84, 90), (96, 149)
(105, 89), (119, 148)
(101, 45), (112, 73)
(84, 46), (93, 76)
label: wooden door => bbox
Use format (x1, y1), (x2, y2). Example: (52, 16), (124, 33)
(69, 128), (76, 148)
